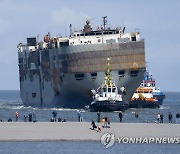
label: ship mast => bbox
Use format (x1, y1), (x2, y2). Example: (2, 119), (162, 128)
(104, 58), (113, 86)
(102, 16), (107, 30)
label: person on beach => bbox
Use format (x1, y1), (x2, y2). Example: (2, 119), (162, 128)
(24, 114), (27, 122)
(91, 120), (97, 130)
(157, 113), (161, 123)
(119, 112), (123, 122)
(107, 118), (111, 128)
(160, 114), (164, 123)
(104, 117), (108, 128)
(58, 117), (62, 122)
(134, 112), (139, 118)
(168, 112), (173, 123)
(77, 110), (81, 122)
(15, 111), (19, 122)
(33, 111), (37, 122)
(176, 113), (180, 123)
(0, 118), (2, 122)
(97, 112), (101, 123)
(97, 126), (101, 133)
(29, 112), (32, 122)
(52, 111), (57, 122)
(80, 111), (83, 122)
(8, 118), (12, 122)
(102, 118), (105, 126)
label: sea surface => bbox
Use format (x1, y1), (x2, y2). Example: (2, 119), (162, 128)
(0, 90), (180, 153)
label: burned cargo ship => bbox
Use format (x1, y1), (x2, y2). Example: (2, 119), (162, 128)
(17, 17), (146, 108)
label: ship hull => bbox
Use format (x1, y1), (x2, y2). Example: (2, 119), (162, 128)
(90, 100), (128, 112)
(153, 94), (165, 105)
(129, 99), (160, 108)
(18, 41), (146, 108)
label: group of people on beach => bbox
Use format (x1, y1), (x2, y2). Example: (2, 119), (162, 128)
(90, 112), (111, 132)
(0, 111), (37, 122)
(51, 111), (66, 122)
(16, 111), (36, 122)
(1, 110), (180, 124)
(156, 112), (180, 123)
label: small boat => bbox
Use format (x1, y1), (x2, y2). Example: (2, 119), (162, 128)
(129, 72), (165, 108)
(142, 72), (165, 105)
(89, 58), (128, 112)
(129, 88), (160, 108)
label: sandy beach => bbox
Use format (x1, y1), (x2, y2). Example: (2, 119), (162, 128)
(0, 122), (179, 141)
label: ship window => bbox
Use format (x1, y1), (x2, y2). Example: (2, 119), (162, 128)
(91, 72), (97, 80)
(32, 93), (36, 98)
(103, 32), (108, 35)
(131, 36), (136, 41)
(59, 41), (69, 47)
(96, 32), (102, 35)
(119, 70), (125, 77)
(75, 74), (84, 78)
(91, 72), (97, 77)
(75, 74), (84, 80)
(108, 88), (111, 92)
(131, 70), (139, 77)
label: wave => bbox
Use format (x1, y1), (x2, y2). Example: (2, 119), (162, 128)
(0, 102), (83, 112)
(159, 106), (170, 110)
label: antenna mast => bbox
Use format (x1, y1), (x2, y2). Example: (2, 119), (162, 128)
(69, 24), (72, 36)
(102, 16), (107, 30)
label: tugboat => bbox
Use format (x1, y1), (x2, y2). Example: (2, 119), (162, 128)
(130, 88), (159, 108)
(90, 58), (128, 112)
(129, 71), (165, 108)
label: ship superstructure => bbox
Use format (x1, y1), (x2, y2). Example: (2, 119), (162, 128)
(17, 17), (146, 107)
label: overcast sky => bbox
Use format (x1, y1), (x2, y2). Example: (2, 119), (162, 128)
(0, 0), (180, 92)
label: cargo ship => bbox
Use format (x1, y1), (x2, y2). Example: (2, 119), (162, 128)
(17, 16), (146, 108)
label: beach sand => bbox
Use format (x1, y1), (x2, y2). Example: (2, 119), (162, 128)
(0, 122), (179, 141)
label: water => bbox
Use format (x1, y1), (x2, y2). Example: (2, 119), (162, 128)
(0, 90), (180, 123)
(0, 90), (180, 153)
(0, 142), (179, 154)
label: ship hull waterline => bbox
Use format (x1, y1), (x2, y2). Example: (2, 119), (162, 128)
(90, 101), (128, 112)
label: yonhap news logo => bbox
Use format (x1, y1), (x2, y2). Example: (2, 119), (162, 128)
(100, 132), (116, 149)
(100, 133), (180, 148)
(117, 137), (180, 144)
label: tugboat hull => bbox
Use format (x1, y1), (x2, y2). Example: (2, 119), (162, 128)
(153, 94), (165, 105)
(129, 99), (160, 108)
(90, 101), (128, 112)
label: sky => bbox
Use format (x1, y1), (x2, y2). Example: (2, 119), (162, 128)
(0, 0), (180, 92)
